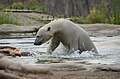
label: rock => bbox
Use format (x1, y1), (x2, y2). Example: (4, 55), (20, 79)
(21, 52), (30, 56)
(96, 64), (120, 72)
(79, 24), (120, 36)
(0, 50), (11, 56)
(0, 57), (52, 74)
(0, 46), (30, 57)
(0, 54), (4, 59)
(3, 48), (21, 56)
(0, 24), (42, 34)
(45, 0), (101, 16)
(0, 57), (120, 79)
(0, 57), (52, 79)
(36, 58), (63, 64)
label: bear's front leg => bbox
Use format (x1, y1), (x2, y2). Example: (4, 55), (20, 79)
(69, 39), (78, 55)
(46, 37), (60, 55)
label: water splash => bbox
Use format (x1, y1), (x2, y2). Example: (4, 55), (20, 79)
(30, 49), (97, 59)
(52, 50), (97, 58)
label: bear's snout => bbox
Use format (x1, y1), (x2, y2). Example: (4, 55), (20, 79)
(34, 43), (37, 45)
(34, 42), (41, 45)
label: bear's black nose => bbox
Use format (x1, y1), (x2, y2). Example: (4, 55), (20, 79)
(34, 43), (37, 45)
(34, 43), (38, 45)
(34, 42), (41, 45)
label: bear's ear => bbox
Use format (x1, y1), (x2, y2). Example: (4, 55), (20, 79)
(47, 27), (51, 31)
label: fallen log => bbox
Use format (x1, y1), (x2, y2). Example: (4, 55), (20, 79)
(0, 57), (52, 74)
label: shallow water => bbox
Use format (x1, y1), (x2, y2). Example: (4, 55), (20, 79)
(0, 36), (120, 64)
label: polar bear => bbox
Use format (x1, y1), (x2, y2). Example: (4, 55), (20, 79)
(34, 19), (98, 55)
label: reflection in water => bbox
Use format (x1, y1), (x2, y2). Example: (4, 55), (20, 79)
(0, 36), (120, 64)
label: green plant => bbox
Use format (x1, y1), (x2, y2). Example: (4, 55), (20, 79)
(2, 9), (11, 12)
(41, 20), (50, 24)
(34, 6), (45, 13)
(111, 0), (120, 24)
(26, 0), (36, 10)
(0, 12), (20, 25)
(0, 4), (6, 10)
(96, 0), (120, 24)
(110, 15), (120, 24)
(27, 0), (46, 13)
(70, 17), (86, 24)
(11, 2), (24, 9)
(86, 7), (107, 23)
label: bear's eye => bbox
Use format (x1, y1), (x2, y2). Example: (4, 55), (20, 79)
(47, 27), (51, 31)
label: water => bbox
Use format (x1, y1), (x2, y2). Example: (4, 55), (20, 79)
(0, 36), (120, 65)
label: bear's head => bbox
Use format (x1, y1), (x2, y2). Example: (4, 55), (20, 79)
(34, 20), (62, 45)
(34, 24), (54, 45)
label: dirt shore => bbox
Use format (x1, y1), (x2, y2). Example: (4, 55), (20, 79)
(0, 56), (120, 79)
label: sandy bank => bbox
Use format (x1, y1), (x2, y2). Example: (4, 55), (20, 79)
(0, 55), (120, 79)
